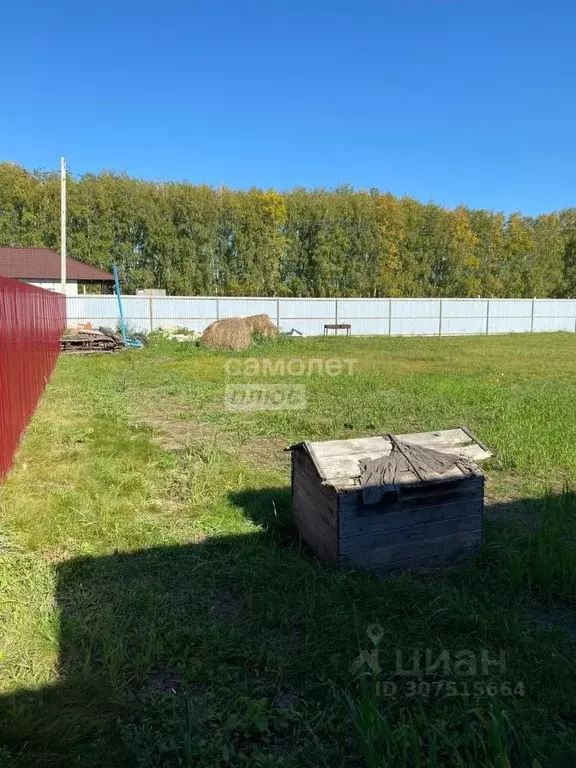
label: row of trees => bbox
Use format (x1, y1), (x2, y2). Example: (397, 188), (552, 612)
(1, 162), (576, 297)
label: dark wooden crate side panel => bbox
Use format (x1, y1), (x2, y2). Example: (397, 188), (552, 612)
(371, 541), (481, 575)
(340, 475), (483, 518)
(340, 490), (483, 539)
(338, 474), (483, 573)
(339, 475), (483, 531)
(340, 504), (482, 556)
(292, 449), (339, 565)
(340, 529), (482, 572)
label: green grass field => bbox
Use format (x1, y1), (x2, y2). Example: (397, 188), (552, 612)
(1, 332), (576, 767)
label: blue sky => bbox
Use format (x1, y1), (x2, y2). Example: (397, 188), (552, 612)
(1, 0), (575, 214)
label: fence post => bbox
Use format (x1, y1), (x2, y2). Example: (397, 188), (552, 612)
(276, 297), (280, 330)
(438, 298), (443, 336)
(531, 297), (535, 332)
(216, 297), (220, 320)
(486, 298), (490, 335)
(149, 295), (154, 332)
(388, 298), (392, 335)
(335, 298), (339, 325)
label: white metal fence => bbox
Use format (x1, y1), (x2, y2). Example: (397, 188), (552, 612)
(66, 296), (576, 336)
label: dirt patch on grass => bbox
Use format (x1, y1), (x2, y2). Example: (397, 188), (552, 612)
(240, 437), (290, 471)
(154, 420), (217, 451)
(42, 546), (70, 564)
(0, 531), (20, 555)
(134, 399), (219, 451)
(134, 391), (290, 475)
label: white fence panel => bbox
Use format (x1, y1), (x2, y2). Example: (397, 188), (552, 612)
(281, 318), (335, 336)
(489, 317), (532, 333)
(337, 299), (389, 319)
(532, 299), (576, 331)
(533, 316), (575, 332)
(441, 317), (487, 335)
(533, 300), (576, 317)
(488, 299), (532, 318)
(67, 296), (116, 320)
(391, 299), (440, 335)
(66, 296), (576, 338)
(66, 296), (123, 330)
(441, 299), (487, 318)
(391, 317), (440, 336)
(155, 297), (217, 320)
(392, 299), (441, 318)
(341, 318), (389, 335)
(439, 299), (487, 335)
(487, 300), (532, 334)
(279, 298), (337, 320)
(123, 298), (152, 332)
(218, 298), (278, 318)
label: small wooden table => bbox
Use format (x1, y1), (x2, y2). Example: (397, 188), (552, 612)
(324, 323), (351, 336)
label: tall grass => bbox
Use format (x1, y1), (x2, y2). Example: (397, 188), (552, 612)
(1, 333), (576, 766)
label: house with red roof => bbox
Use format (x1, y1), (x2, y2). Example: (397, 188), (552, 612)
(0, 247), (114, 295)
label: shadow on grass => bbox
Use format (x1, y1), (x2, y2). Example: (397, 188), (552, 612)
(1, 491), (576, 766)
(230, 486), (294, 539)
(0, 533), (307, 767)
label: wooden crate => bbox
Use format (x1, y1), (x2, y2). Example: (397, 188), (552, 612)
(290, 427), (491, 574)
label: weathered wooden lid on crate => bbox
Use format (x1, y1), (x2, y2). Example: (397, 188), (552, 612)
(289, 427), (492, 492)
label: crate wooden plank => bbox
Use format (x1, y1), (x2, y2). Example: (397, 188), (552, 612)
(397, 428), (480, 448)
(292, 450), (338, 564)
(399, 438), (491, 463)
(310, 427), (489, 455)
(293, 452), (338, 524)
(312, 436), (391, 459)
(310, 428), (478, 460)
(340, 529), (482, 571)
(307, 427), (491, 484)
(292, 485), (338, 563)
(319, 456), (474, 486)
(371, 543), (481, 575)
(294, 477), (338, 533)
(339, 474), (483, 515)
(320, 445), (487, 483)
(339, 493), (483, 539)
(340, 511), (482, 555)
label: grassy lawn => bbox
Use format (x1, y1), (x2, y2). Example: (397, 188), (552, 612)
(1, 332), (576, 766)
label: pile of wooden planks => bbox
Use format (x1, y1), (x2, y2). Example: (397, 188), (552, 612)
(60, 326), (124, 354)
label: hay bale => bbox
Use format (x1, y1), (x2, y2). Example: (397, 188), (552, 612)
(245, 314), (279, 339)
(202, 317), (252, 351)
(202, 314), (278, 351)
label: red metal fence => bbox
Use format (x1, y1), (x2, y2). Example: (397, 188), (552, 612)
(0, 277), (66, 480)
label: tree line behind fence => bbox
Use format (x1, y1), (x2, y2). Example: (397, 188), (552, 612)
(2, 162), (576, 298)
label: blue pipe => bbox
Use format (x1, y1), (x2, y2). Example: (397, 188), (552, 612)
(113, 264), (143, 348)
